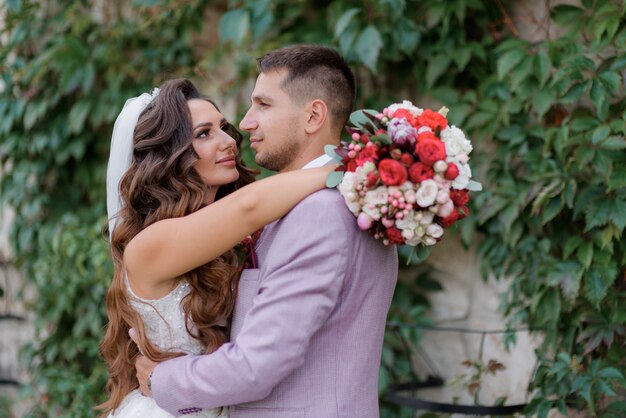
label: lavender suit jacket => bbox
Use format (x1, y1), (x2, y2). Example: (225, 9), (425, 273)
(151, 188), (398, 417)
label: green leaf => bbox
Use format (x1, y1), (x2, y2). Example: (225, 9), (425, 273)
(324, 144), (342, 162)
(393, 19), (420, 56)
(334, 8), (360, 38)
(598, 367), (625, 381)
(608, 165), (626, 191)
(536, 50), (552, 87)
(426, 54), (451, 88)
(576, 242), (594, 270)
(68, 101), (91, 134)
(355, 26), (383, 73)
(570, 117), (599, 132)
(541, 197), (564, 225)
(497, 49), (526, 81)
(561, 82), (587, 103)
(590, 79), (607, 116)
(533, 88), (556, 118)
(349, 109), (379, 132)
(563, 236), (583, 258)
(584, 268), (615, 307)
(218, 9), (250, 45)
(598, 71), (622, 92)
(597, 136), (626, 151)
(326, 170), (344, 188)
(591, 125), (611, 144)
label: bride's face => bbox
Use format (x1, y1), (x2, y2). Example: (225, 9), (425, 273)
(188, 99), (240, 189)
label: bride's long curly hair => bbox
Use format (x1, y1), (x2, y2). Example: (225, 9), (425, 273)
(98, 79), (256, 415)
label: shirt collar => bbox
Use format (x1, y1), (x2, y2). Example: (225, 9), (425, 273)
(301, 154), (333, 169)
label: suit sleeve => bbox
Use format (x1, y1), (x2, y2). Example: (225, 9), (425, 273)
(151, 191), (350, 414)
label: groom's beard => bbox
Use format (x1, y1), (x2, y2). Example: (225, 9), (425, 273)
(255, 121), (302, 172)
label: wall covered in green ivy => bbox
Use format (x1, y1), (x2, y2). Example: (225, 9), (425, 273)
(1, 1), (624, 417)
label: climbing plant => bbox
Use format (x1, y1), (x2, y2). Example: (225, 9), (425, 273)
(1, 0), (624, 416)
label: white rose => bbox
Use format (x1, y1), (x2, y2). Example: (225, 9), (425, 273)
(343, 198), (361, 215)
(423, 236), (437, 246)
(440, 125), (473, 157)
(338, 172), (358, 194)
(426, 223), (444, 238)
(388, 100), (424, 117)
(419, 211), (435, 225)
(364, 186), (389, 206)
(415, 179), (438, 207)
(396, 212), (418, 231)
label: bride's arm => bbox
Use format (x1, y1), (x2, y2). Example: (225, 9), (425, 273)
(124, 166), (333, 295)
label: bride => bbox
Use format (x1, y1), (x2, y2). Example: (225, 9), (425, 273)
(99, 79), (332, 417)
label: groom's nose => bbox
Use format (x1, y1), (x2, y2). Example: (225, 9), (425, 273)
(239, 108), (257, 132)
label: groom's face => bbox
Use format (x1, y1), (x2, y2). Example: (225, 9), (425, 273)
(239, 69), (304, 172)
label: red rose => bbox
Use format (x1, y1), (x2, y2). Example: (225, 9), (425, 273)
(379, 158), (408, 186)
(440, 208), (460, 228)
(386, 227), (405, 244)
(450, 190), (469, 206)
(355, 145), (378, 166)
(400, 153), (414, 166)
(417, 131), (437, 142)
(345, 159), (358, 172)
(444, 162), (460, 180)
(366, 171), (380, 187)
(415, 138), (446, 166)
(416, 109), (448, 131)
(360, 134), (370, 143)
(408, 162), (435, 183)
(392, 109), (418, 127)
(440, 206), (470, 228)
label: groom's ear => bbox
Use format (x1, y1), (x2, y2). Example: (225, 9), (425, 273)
(304, 99), (328, 135)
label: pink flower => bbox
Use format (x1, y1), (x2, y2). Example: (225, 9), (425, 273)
(387, 118), (418, 148)
(357, 212), (374, 230)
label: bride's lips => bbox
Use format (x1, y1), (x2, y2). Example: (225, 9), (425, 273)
(216, 156), (236, 167)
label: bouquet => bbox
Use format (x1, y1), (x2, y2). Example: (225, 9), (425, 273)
(326, 100), (482, 247)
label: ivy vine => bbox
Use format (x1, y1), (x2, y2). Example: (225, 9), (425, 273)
(1, 1), (624, 417)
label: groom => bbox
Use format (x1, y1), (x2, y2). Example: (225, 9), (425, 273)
(135, 44), (398, 417)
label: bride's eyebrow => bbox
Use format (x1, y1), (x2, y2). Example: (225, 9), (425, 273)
(193, 122), (213, 131)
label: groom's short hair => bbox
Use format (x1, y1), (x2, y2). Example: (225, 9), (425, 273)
(258, 44), (356, 133)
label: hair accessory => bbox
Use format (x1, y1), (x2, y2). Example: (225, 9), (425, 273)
(140, 87), (160, 106)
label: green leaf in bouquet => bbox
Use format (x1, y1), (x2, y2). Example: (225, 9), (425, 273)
(404, 245), (433, 266)
(326, 170), (344, 188)
(324, 144), (343, 163)
(466, 180), (483, 191)
(349, 109), (379, 132)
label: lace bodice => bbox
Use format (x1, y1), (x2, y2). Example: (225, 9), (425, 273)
(127, 279), (205, 355)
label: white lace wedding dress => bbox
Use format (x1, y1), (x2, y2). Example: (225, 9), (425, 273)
(107, 279), (228, 418)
